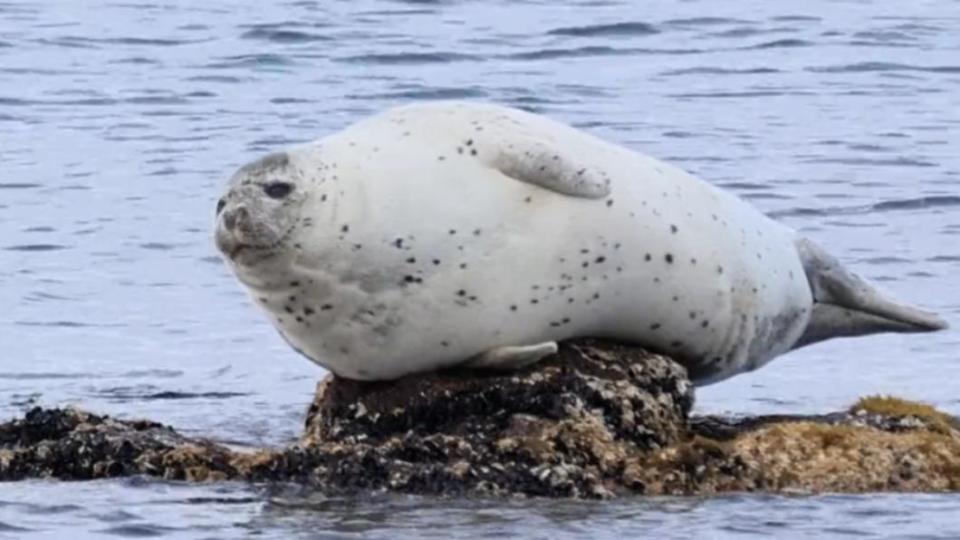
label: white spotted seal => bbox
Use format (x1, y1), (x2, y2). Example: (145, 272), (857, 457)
(213, 101), (947, 383)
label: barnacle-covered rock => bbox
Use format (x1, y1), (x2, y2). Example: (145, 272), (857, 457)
(2, 340), (959, 497)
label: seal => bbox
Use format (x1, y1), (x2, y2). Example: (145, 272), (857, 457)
(213, 101), (947, 384)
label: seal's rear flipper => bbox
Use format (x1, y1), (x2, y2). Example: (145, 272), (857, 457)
(793, 238), (948, 349)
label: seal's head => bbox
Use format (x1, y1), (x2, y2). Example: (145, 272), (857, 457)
(214, 152), (307, 274)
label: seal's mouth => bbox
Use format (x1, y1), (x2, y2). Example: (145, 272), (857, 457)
(225, 223), (297, 266)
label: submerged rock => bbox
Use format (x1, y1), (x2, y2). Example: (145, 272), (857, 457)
(2, 339), (959, 497)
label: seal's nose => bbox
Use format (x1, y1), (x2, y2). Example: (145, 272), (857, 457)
(222, 205), (249, 232)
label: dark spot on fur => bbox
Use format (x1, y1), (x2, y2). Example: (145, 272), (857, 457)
(665, 253), (674, 264)
(393, 238), (404, 248)
(341, 224), (349, 233)
(595, 256), (606, 264)
(670, 225), (678, 233)
(304, 307), (314, 316)
(510, 305), (517, 311)
(645, 253), (652, 261)
(650, 323), (661, 330)
(406, 257), (416, 264)
(321, 304), (333, 311)
(701, 320), (709, 328)
(290, 281), (300, 287)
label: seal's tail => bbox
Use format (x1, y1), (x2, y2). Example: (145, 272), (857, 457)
(792, 238), (948, 349)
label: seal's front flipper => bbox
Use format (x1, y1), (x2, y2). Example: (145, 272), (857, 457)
(793, 238), (948, 349)
(463, 341), (559, 371)
(489, 138), (612, 199)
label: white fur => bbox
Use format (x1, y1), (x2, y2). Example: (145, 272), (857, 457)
(224, 102), (814, 383)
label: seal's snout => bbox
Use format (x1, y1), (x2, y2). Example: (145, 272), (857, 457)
(222, 205), (249, 233)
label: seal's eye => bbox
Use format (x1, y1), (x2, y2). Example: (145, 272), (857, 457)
(216, 198), (226, 215)
(264, 181), (293, 199)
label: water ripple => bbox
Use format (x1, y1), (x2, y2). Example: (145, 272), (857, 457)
(240, 28), (331, 43)
(546, 21), (659, 37)
(745, 38), (813, 49)
(336, 51), (482, 64)
(809, 62), (960, 73)
(3, 244), (68, 251)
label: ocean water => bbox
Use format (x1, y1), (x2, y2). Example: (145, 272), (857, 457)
(1, 0), (958, 537)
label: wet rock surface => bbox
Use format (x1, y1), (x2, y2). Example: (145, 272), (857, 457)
(2, 340), (959, 497)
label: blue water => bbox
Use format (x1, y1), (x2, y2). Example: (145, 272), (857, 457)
(1, 0), (959, 537)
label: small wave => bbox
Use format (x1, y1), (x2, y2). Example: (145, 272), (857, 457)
(771, 196), (960, 218)
(348, 86), (487, 100)
(103, 37), (196, 46)
(40, 36), (197, 48)
(662, 67), (779, 76)
(664, 17), (752, 26)
(269, 97), (312, 104)
(14, 320), (99, 328)
(4, 243), (68, 251)
(770, 15), (821, 22)
(872, 195), (960, 212)
(0, 40), (11, 48)
(97, 387), (249, 401)
(745, 38), (813, 49)
(138, 242), (181, 250)
(802, 156), (936, 167)
(809, 62), (960, 73)
(335, 52), (481, 65)
(98, 524), (180, 537)
(109, 57), (160, 65)
(206, 54), (294, 69)
(0, 372), (90, 380)
(0, 522), (30, 533)
(0, 182), (41, 189)
(852, 30), (918, 43)
(506, 45), (699, 61)
(546, 21), (659, 37)
(183, 74), (252, 83)
(669, 90), (810, 98)
(240, 28), (330, 43)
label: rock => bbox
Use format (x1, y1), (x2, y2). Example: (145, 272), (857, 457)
(293, 339), (693, 497)
(2, 339), (959, 497)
